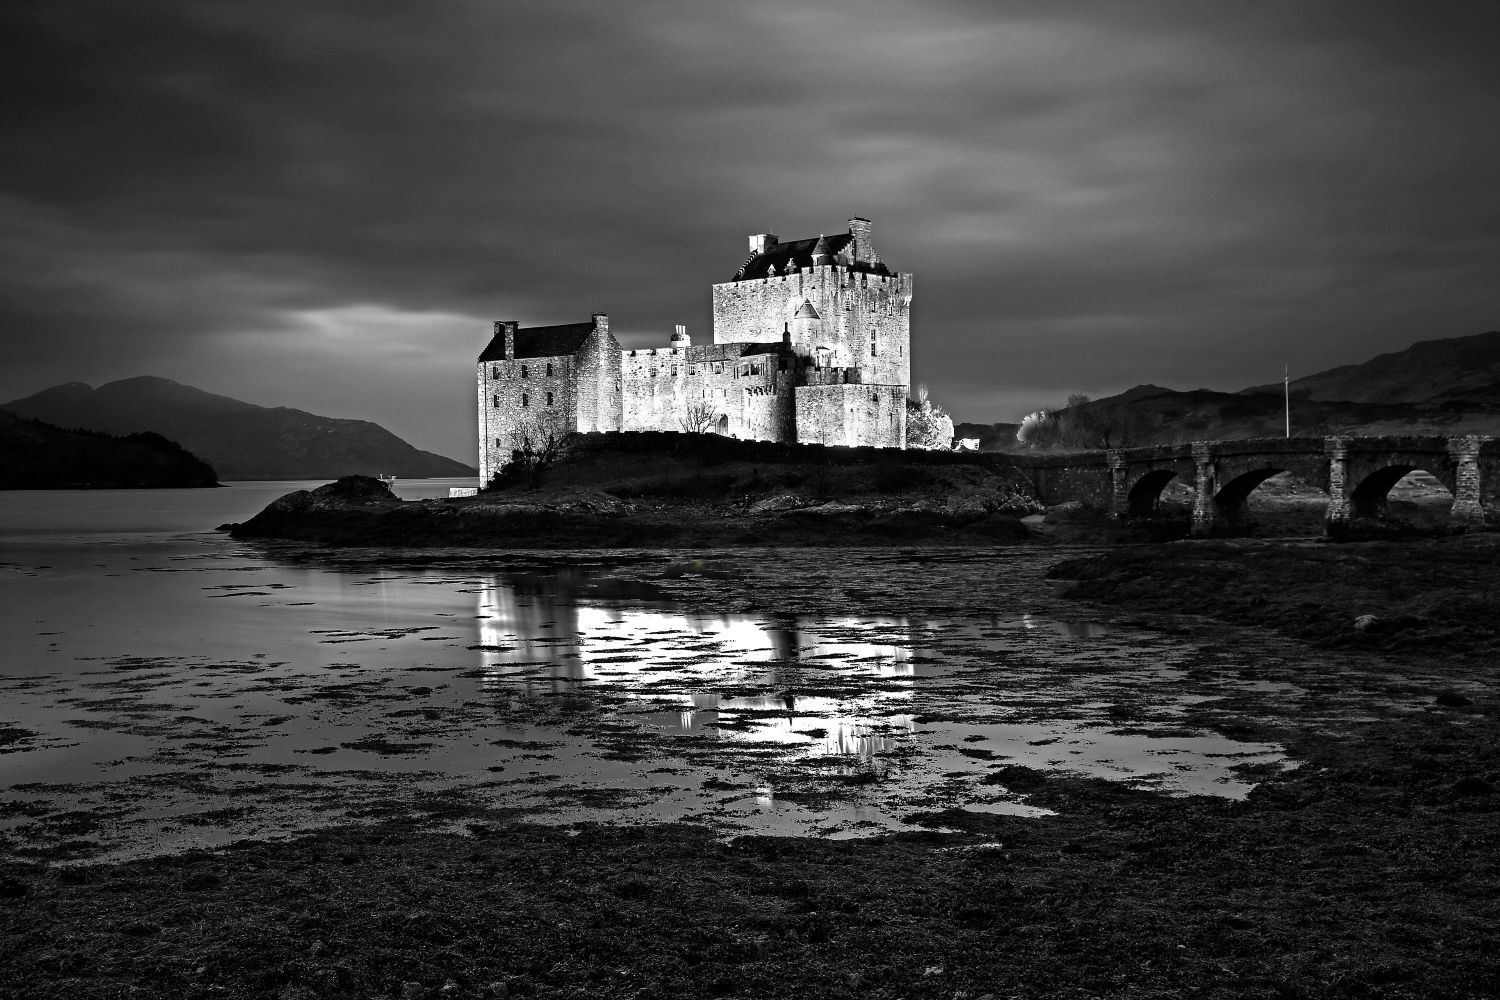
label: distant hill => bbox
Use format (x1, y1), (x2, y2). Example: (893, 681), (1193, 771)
(976, 330), (1500, 451)
(2, 377), (476, 481)
(1243, 330), (1500, 406)
(0, 409), (220, 489)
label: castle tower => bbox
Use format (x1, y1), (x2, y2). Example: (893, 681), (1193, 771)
(847, 217), (879, 266)
(712, 216), (911, 389)
(810, 234), (834, 267)
(707, 217), (912, 448)
(789, 299), (822, 359)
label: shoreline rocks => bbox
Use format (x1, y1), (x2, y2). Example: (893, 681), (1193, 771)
(230, 476), (1036, 548)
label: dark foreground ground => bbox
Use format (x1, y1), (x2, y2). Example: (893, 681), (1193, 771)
(4, 537), (1499, 999)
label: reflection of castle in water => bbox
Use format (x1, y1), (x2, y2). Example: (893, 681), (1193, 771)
(474, 572), (926, 758)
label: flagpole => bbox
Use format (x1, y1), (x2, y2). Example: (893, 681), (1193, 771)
(1284, 363), (1290, 438)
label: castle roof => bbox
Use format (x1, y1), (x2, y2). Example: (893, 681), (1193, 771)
(793, 300), (820, 320)
(733, 232), (890, 281)
(478, 322), (596, 362)
(694, 341), (794, 361)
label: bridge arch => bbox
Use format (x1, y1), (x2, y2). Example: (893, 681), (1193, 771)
(1126, 468), (1181, 516)
(1015, 435), (1495, 534)
(1214, 468), (1286, 511)
(1348, 463), (1455, 519)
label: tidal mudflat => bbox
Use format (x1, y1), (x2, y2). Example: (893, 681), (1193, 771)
(2, 534), (1290, 863)
(4, 489), (1496, 998)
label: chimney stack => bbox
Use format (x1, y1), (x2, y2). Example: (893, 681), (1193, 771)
(496, 321), (518, 360)
(847, 217), (873, 263)
(592, 312), (609, 337)
(748, 233), (778, 254)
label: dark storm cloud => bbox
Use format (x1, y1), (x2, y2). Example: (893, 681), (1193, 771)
(1, 0), (1497, 457)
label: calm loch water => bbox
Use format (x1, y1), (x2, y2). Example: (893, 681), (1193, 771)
(0, 482), (1291, 862)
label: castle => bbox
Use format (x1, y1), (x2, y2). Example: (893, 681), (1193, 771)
(476, 217), (913, 482)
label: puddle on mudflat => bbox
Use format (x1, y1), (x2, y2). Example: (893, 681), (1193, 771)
(0, 537), (1297, 863)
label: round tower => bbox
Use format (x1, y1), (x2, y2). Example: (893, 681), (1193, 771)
(810, 234), (833, 267)
(789, 299), (821, 356)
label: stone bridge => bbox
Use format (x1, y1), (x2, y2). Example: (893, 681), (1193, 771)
(1010, 435), (1498, 535)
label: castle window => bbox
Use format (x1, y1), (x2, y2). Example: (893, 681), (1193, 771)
(492, 366), (500, 379)
(495, 438), (501, 447)
(872, 393), (879, 403)
(546, 362), (553, 377)
(521, 392), (529, 407)
(492, 394), (499, 408)
(671, 365), (678, 377)
(521, 365), (529, 379)
(870, 329), (878, 357)
(546, 392), (554, 406)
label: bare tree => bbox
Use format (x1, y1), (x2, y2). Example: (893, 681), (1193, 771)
(488, 417), (571, 489)
(679, 399), (721, 435)
(1017, 394), (1147, 450)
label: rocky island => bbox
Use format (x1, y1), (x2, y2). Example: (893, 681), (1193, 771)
(230, 433), (1043, 547)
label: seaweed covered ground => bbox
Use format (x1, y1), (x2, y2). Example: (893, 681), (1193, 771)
(1048, 533), (1500, 660)
(4, 539), (1499, 998)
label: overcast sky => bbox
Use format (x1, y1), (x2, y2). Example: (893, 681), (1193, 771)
(3, 0), (1498, 462)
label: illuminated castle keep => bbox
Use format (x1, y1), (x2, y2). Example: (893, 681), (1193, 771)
(477, 217), (912, 481)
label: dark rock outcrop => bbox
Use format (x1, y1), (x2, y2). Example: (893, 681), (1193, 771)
(0, 409), (220, 489)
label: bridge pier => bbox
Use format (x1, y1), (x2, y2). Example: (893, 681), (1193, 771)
(1107, 450), (1128, 517)
(1448, 435), (1491, 527)
(1190, 442), (1217, 537)
(1324, 437), (1352, 529)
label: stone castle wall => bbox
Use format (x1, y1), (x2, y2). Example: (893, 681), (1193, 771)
(711, 266), (911, 388)
(575, 321), (622, 435)
(477, 354), (577, 481)
(620, 345), (794, 440)
(794, 382), (906, 448)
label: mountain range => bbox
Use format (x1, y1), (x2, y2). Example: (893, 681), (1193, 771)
(1243, 330), (1500, 407)
(958, 330), (1500, 450)
(2, 377), (475, 480)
